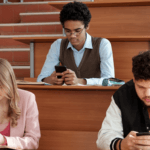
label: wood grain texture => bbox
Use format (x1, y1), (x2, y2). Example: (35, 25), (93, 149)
(34, 43), (52, 77)
(112, 42), (149, 79)
(13, 36), (150, 43)
(18, 84), (120, 90)
(24, 77), (37, 82)
(13, 2), (150, 41)
(18, 87), (116, 131)
(13, 36), (65, 44)
(39, 130), (97, 150)
(17, 85), (118, 150)
(18, 85), (117, 150)
(49, 0), (150, 10)
(88, 6), (150, 37)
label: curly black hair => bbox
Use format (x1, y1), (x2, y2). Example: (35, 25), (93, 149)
(132, 50), (150, 80)
(60, 1), (91, 28)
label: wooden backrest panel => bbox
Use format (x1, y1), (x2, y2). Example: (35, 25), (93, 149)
(88, 6), (150, 37)
(49, 1), (150, 10)
(113, 42), (149, 79)
(27, 89), (116, 131)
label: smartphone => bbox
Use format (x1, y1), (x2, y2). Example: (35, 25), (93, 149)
(136, 132), (150, 136)
(55, 66), (67, 78)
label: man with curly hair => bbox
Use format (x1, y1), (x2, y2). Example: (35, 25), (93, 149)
(97, 50), (150, 150)
(37, 1), (114, 85)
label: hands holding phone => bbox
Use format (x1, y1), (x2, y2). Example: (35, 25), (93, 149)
(120, 131), (150, 150)
(44, 66), (86, 85)
(46, 71), (64, 85)
(63, 69), (79, 85)
(48, 69), (79, 85)
(43, 66), (66, 85)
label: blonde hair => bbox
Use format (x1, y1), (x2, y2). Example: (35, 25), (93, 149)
(0, 58), (21, 127)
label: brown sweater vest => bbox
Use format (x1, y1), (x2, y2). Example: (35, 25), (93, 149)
(59, 37), (102, 78)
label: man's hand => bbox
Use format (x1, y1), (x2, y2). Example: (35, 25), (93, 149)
(133, 133), (150, 150)
(63, 69), (86, 85)
(120, 131), (150, 150)
(43, 71), (64, 85)
(119, 131), (137, 150)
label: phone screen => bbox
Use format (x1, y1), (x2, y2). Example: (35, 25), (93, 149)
(136, 132), (150, 136)
(55, 66), (67, 78)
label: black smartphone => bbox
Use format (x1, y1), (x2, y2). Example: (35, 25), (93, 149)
(55, 66), (67, 78)
(136, 132), (150, 136)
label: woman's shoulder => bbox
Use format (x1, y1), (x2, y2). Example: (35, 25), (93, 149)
(17, 89), (36, 104)
(17, 88), (34, 96)
(16, 89), (39, 124)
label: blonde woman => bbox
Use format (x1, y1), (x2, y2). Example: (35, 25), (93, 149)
(0, 58), (40, 149)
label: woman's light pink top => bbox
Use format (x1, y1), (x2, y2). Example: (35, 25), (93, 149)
(3, 89), (41, 149)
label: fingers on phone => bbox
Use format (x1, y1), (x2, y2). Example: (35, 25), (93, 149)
(56, 73), (63, 76)
(55, 78), (64, 85)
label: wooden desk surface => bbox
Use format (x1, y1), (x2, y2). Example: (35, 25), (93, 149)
(13, 36), (65, 44)
(13, 36), (150, 44)
(18, 84), (120, 90)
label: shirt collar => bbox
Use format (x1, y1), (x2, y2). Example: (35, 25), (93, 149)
(67, 32), (93, 50)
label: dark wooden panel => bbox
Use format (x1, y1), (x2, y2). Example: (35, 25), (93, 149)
(39, 130), (97, 150)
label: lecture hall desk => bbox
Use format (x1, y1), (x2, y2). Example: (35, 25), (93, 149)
(18, 84), (120, 150)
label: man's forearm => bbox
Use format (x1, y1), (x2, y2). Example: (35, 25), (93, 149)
(77, 78), (87, 85)
(43, 76), (52, 84)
